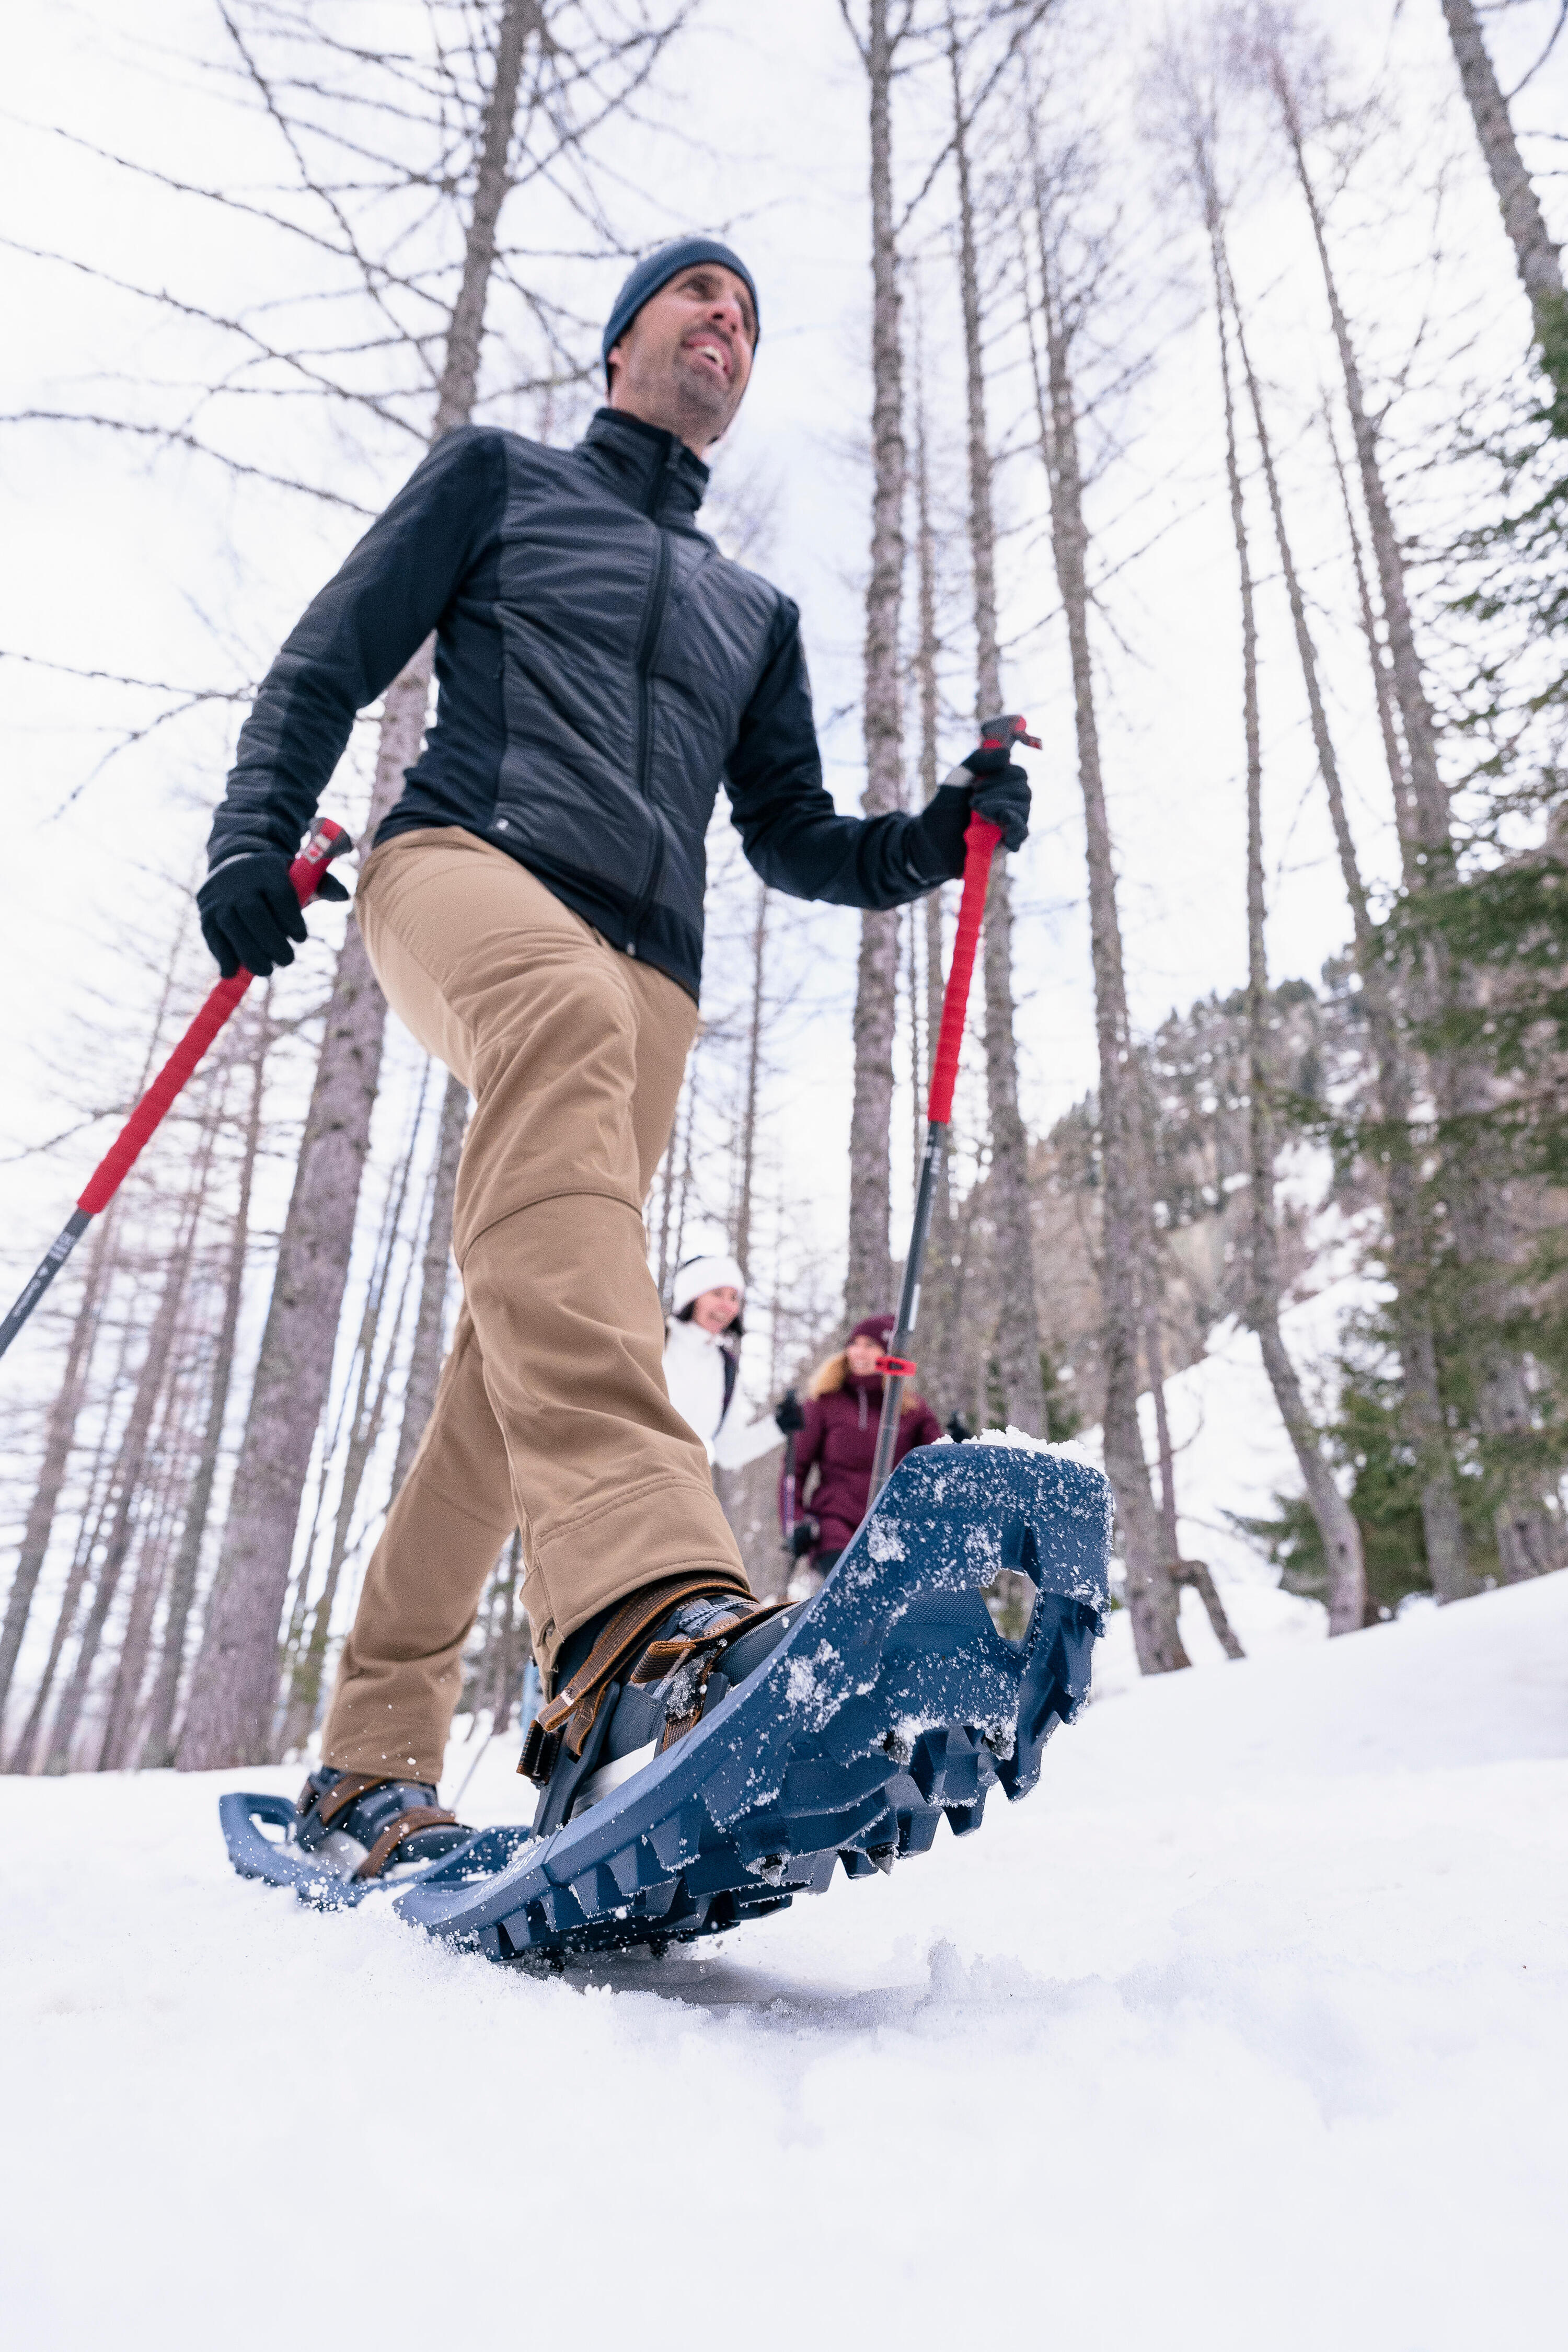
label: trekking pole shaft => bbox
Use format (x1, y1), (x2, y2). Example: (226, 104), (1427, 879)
(782, 1433), (797, 1546)
(868, 813), (1001, 1504)
(0, 820), (350, 1362)
(928, 813), (1000, 1128)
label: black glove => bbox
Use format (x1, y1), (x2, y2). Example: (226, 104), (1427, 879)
(775, 1388), (806, 1435)
(912, 744), (1032, 881)
(961, 741), (1032, 850)
(946, 1413), (971, 1443)
(198, 851), (349, 979)
(788, 1517), (820, 1558)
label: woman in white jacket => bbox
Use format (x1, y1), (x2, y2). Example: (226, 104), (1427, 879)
(662, 1253), (785, 1473)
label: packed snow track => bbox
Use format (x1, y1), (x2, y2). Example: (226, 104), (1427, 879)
(3, 1570), (1563, 2351)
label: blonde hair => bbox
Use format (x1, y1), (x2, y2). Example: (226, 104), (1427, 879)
(806, 1348), (925, 1416)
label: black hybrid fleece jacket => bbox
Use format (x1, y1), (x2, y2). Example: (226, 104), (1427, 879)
(207, 408), (951, 999)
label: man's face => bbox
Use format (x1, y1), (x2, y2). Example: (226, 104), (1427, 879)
(607, 263), (757, 452)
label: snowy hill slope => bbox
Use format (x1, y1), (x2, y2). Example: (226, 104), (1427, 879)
(3, 1574), (1563, 2352)
(1079, 1277), (1392, 1684)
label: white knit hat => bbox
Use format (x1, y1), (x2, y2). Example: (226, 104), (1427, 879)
(671, 1252), (745, 1316)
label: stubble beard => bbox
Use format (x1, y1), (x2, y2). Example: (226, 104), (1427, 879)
(667, 345), (739, 449)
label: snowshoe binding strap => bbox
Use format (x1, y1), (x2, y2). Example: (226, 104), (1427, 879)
(352, 1803), (462, 1882)
(519, 1570), (753, 1783)
(296, 1770), (390, 1837)
(627, 1598), (795, 1751)
(295, 1770), (462, 1880)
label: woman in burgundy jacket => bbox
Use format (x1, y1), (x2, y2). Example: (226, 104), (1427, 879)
(779, 1314), (943, 1584)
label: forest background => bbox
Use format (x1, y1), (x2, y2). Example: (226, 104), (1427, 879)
(1, 0), (1563, 1772)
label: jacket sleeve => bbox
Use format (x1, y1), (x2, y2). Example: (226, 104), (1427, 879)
(912, 1400), (944, 1448)
(897, 1398), (945, 1459)
(779, 1397), (824, 1527)
(205, 428), (508, 871)
(711, 1401), (785, 1473)
(724, 601), (953, 910)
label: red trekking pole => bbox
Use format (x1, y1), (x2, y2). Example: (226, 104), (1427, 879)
(0, 818), (353, 1361)
(866, 716), (1039, 1506)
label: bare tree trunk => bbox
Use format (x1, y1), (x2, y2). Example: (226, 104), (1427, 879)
(178, 7), (537, 1768)
(655, 1124), (678, 1306)
(1174, 1559), (1246, 1660)
(1439, 0), (1568, 403)
(910, 282), (959, 1417)
(1220, 215), (1469, 1606)
(672, 1058), (698, 1278)
(733, 882), (768, 1284)
(1322, 402), (1416, 874)
(5, 1284), (141, 1772)
(99, 1092), (236, 1769)
(0, 923), (189, 1730)
(178, 932), (389, 1765)
(96, 1389), (188, 1771)
(1189, 169), (1369, 1630)
(490, 1530), (523, 1735)
(277, 1089), (425, 1759)
(1027, 168), (1187, 1673)
(0, 1212), (114, 1726)
(845, 0), (906, 1316)
(432, 0), (541, 442)
(142, 1002), (270, 1767)
(949, 15), (1045, 1435)
(1270, 51), (1547, 1553)
(390, 1069), (466, 1496)
(47, 1175), (205, 1771)
(1131, 1059), (1246, 1654)
(1270, 79), (1449, 856)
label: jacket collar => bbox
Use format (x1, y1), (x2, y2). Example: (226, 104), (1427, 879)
(579, 407), (709, 526)
(668, 1316), (732, 1358)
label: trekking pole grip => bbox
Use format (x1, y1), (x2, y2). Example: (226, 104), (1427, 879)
(927, 813), (1001, 1129)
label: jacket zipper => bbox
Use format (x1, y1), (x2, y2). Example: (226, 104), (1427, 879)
(625, 482), (674, 959)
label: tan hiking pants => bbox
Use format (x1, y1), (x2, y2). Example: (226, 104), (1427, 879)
(319, 827), (749, 1782)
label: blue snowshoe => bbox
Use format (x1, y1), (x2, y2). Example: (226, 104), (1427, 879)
(220, 1766), (531, 1909)
(220, 1440), (1110, 1959)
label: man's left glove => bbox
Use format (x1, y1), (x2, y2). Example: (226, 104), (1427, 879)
(198, 851), (350, 979)
(911, 741), (1032, 882)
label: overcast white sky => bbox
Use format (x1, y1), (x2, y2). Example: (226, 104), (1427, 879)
(1, 0), (1562, 1333)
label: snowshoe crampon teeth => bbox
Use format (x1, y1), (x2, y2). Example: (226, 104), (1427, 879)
(220, 1444), (1111, 1961)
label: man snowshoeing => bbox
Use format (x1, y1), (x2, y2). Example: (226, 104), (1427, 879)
(198, 239), (1030, 1881)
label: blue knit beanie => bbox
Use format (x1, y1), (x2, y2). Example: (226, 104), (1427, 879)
(601, 238), (760, 386)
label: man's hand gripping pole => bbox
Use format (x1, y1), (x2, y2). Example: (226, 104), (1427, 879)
(867, 717), (1039, 1504)
(0, 820), (353, 1361)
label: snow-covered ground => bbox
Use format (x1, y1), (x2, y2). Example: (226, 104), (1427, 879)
(4, 1571), (1563, 2351)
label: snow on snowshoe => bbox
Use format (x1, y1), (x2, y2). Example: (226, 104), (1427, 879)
(389, 1436), (1109, 1963)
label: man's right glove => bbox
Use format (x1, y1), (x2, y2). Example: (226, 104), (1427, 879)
(198, 851), (349, 979)
(788, 1517), (820, 1558)
(775, 1388), (806, 1435)
(912, 741), (1032, 881)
